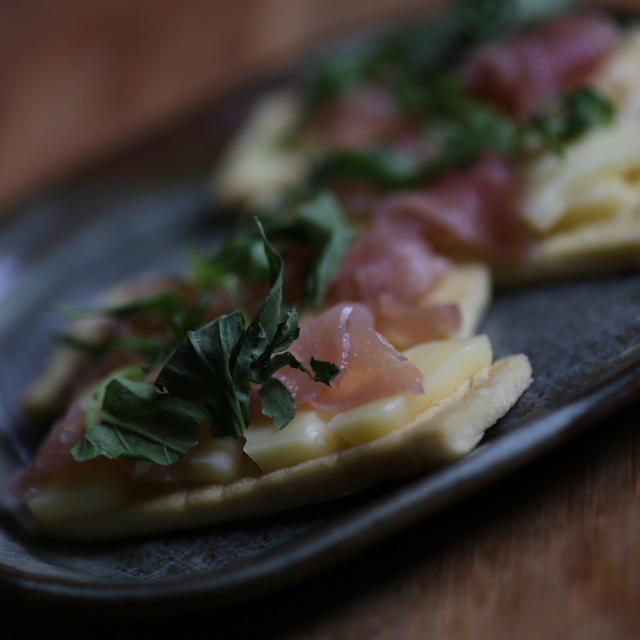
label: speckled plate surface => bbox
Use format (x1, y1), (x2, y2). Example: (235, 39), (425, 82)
(1, 50), (640, 616)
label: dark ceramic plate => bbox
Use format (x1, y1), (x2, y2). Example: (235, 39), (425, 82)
(2, 33), (640, 616)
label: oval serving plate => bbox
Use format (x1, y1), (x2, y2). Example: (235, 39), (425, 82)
(2, 14), (640, 614)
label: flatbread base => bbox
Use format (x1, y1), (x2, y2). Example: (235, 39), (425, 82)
(495, 211), (640, 286)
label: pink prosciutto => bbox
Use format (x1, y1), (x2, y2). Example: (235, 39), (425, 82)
(327, 227), (460, 347)
(7, 401), (123, 498)
(307, 85), (400, 150)
(276, 302), (424, 412)
(460, 13), (617, 118)
(9, 400), (206, 498)
(376, 154), (533, 262)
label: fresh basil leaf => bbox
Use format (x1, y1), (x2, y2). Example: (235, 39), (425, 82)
(269, 307), (300, 354)
(310, 357), (341, 386)
(72, 378), (202, 465)
(189, 234), (270, 291)
(84, 365), (147, 433)
(529, 86), (615, 154)
(71, 218), (342, 465)
(257, 351), (303, 381)
(294, 193), (356, 307)
(164, 220), (341, 437)
(193, 193), (354, 309)
(157, 311), (249, 437)
(258, 378), (296, 430)
(303, 0), (574, 109)
(313, 147), (417, 188)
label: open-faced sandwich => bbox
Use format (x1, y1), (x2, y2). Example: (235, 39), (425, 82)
(20, 0), (640, 540)
(10, 197), (530, 540)
(215, 1), (640, 284)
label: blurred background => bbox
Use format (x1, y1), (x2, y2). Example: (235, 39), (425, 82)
(0, 0), (634, 212)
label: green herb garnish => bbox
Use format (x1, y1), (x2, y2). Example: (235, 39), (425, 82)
(529, 86), (615, 154)
(312, 81), (614, 188)
(301, 0), (602, 190)
(192, 192), (355, 309)
(54, 290), (210, 368)
(71, 220), (340, 465)
(303, 0), (575, 109)
(312, 76), (521, 188)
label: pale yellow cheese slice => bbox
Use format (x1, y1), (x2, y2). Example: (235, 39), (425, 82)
(187, 436), (261, 484)
(326, 335), (492, 446)
(523, 123), (640, 234)
(27, 471), (128, 525)
(593, 27), (640, 124)
(212, 89), (310, 209)
(496, 209), (640, 286)
(244, 410), (343, 472)
(421, 263), (491, 338)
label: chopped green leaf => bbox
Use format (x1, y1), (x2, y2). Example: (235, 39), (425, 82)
(313, 79), (614, 189)
(313, 147), (417, 188)
(258, 378), (296, 430)
(72, 377), (203, 465)
(72, 219), (342, 465)
(309, 356), (341, 385)
(189, 234), (270, 291)
(55, 289), (209, 368)
(528, 86), (615, 154)
(294, 193), (356, 307)
(84, 365), (147, 433)
(313, 93), (519, 188)
(303, 0), (574, 109)
(192, 192), (354, 309)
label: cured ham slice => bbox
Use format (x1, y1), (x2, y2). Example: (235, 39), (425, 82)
(327, 227), (460, 346)
(330, 227), (448, 302)
(461, 13), (617, 117)
(376, 155), (533, 262)
(10, 400), (207, 498)
(7, 402), (121, 498)
(276, 303), (424, 412)
(307, 85), (399, 149)
(371, 294), (460, 350)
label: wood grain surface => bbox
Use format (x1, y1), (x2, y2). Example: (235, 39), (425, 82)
(0, 0), (440, 211)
